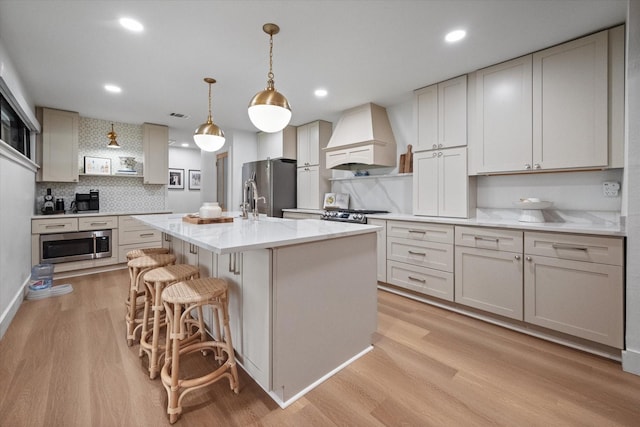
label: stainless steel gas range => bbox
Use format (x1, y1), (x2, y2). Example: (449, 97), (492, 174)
(321, 209), (389, 224)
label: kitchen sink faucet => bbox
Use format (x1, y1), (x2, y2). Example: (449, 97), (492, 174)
(241, 178), (265, 219)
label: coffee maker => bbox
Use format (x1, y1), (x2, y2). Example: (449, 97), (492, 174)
(42, 188), (55, 214)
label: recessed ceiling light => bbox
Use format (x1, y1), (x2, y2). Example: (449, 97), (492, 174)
(104, 84), (122, 93)
(445, 29), (466, 43)
(119, 17), (144, 32)
(314, 89), (328, 98)
(181, 143), (189, 147)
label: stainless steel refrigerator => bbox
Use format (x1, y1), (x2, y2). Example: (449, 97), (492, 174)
(241, 158), (297, 217)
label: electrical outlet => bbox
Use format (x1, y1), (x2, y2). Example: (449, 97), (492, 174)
(603, 181), (620, 197)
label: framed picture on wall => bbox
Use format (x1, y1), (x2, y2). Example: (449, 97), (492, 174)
(188, 169), (201, 190)
(168, 168), (184, 189)
(84, 156), (111, 175)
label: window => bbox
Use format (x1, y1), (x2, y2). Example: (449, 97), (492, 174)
(0, 93), (30, 158)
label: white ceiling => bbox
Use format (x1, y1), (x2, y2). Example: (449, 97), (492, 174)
(0, 0), (627, 148)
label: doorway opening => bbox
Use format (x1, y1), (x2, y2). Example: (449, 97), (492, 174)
(216, 152), (228, 210)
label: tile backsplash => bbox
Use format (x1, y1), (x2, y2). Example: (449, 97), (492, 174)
(35, 117), (167, 214)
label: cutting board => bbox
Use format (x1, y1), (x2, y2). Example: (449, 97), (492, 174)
(399, 144), (413, 173)
(182, 215), (234, 224)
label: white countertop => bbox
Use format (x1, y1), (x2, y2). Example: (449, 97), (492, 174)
(32, 210), (172, 219)
(368, 210), (625, 237)
(132, 213), (381, 254)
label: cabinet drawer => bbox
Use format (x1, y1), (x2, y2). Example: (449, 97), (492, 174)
(387, 260), (453, 301)
(78, 216), (117, 231)
(455, 226), (523, 252)
(32, 218), (78, 234)
(387, 236), (453, 272)
(119, 228), (162, 245)
(525, 232), (623, 266)
(118, 215), (154, 231)
(387, 220), (453, 244)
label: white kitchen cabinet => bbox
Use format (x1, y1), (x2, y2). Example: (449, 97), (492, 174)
(117, 215), (163, 262)
(532, 30), (608, 170)
(257, 126), (297, 160)
(474, 55), (533, 173)
(523, 232), (624, 348)
(413, 147), (474, 218)
(368, 218), (387, 282)
(161, 232), (183, 262)
(142, 123), (168, 185)
(385, 220), (454, 301)
(36, 107), (79, 183)
(415, 75), (467, 152)
(454, 227), (524, 320)
(296, 121), (332, 209)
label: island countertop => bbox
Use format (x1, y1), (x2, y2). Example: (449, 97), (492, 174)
(132, 213), (381, 254)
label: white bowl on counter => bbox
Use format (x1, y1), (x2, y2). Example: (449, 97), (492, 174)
(512, 200), (553, 223)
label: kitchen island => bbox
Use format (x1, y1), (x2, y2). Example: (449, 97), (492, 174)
(132, 213), (380, 407)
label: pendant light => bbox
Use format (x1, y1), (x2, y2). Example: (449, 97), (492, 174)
(194, 77), (225, 152)
(107, 123), (120, 148)
(248, 23), (292, 133)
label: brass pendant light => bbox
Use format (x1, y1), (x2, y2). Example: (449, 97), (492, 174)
(107, 123), (120, 148)
(194, 77), (225, 152)
(248, 23), (292, 133)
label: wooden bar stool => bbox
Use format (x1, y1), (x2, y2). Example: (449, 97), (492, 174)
(126, 254), (176, 346)
(126, 247), (170, 261)
(140, 264), (201, 379)
(161, 278), (239, 424)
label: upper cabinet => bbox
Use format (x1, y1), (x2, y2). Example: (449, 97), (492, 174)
(142, 123), (168, 185)
(257, 126), (297, 160)
(297, 120), (332, 167)
(36, 107), (79, 183)
(415, 75), (467, 152)
(471, 26), (624, 174)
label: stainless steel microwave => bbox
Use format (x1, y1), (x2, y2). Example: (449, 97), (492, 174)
(40, 230), (112, 264)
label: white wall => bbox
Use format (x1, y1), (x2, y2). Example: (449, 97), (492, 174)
(623, 0), (640, 375)
(228, 130), (258, 212)
(167, 146), (202, 214)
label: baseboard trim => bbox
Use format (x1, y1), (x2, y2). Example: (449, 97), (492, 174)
(622, 349), (640, 375)
(0, 277), (28, 340)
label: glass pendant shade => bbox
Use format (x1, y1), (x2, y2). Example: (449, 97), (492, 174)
(248, 23), (292, 133)
(194, 121), (225, 152)
(194, 77), (225, 152)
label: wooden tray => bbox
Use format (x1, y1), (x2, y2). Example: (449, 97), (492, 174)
(182, 215), (234, 224)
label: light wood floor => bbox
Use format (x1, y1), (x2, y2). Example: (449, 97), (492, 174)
(1, 268), (640, 426)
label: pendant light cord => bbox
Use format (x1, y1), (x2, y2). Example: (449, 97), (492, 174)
(207, 81), (213, 124)
(267, 33), (275, 88)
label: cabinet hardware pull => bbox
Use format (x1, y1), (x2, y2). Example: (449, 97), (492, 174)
(408, 250), (426, 256)
(45, 224), (66, 228)
(474, 236), (498, 242)
(408, 276), (426, 283)
(234, 252), (241, 275)
(514, 255), (521, 260)
(526, 256), (532, 261)
(551, 243), (589, 251)
(408, 229), (426, 234)
(432, 144), (437, 149)
(90, 222), (107, 226)
(432, 152), (437, 157)
(438, 144), (443, 148)
(229, 253), (234, 273)
(525, 163), (532, 169)
(534, 163), (541, 169)
(437, 151), (443, 157)
(139, 233), (154, 237)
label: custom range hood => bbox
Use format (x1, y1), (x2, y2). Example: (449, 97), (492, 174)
(324, 103), (397, 170)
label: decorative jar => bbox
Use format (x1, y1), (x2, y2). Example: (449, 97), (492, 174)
(199, 202), (222, 219)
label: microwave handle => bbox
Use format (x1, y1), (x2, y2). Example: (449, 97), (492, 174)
(92, 233), (97, 258)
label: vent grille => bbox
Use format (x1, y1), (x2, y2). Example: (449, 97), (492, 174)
(169, 112), (189, 119)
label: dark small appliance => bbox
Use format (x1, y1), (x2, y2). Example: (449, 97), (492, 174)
(42, 188), (55, 214)
(74, 189), (100, 212)
(55, 198), (65, 212)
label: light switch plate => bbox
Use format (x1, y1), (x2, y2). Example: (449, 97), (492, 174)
(603, 181), (620, 197)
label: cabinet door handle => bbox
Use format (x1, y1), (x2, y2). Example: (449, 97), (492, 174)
(139, 233), (154, 237)
(234, 253), (241, 275)
(474, 236), (498, 242)
(408, 229), (426, 234)
(228, 253), (234, 273)
(514, 255), (521, 260)
(432, 152), (437, 157)
(526, 256), (532, 261)
(163, 233), (171, 242)
(408, 250), (426, 256)
(437, 151), (443, 157)
(90, 221), (108, 226)
(438, 144), (443, 148)
(408, 276), (426, 283)
(525, 163), (532, 169)
(551, 243), (589, 251)
(432, 144), (437, 149)
(534, 163), (541, 169)
(45, 224), (66, 228)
